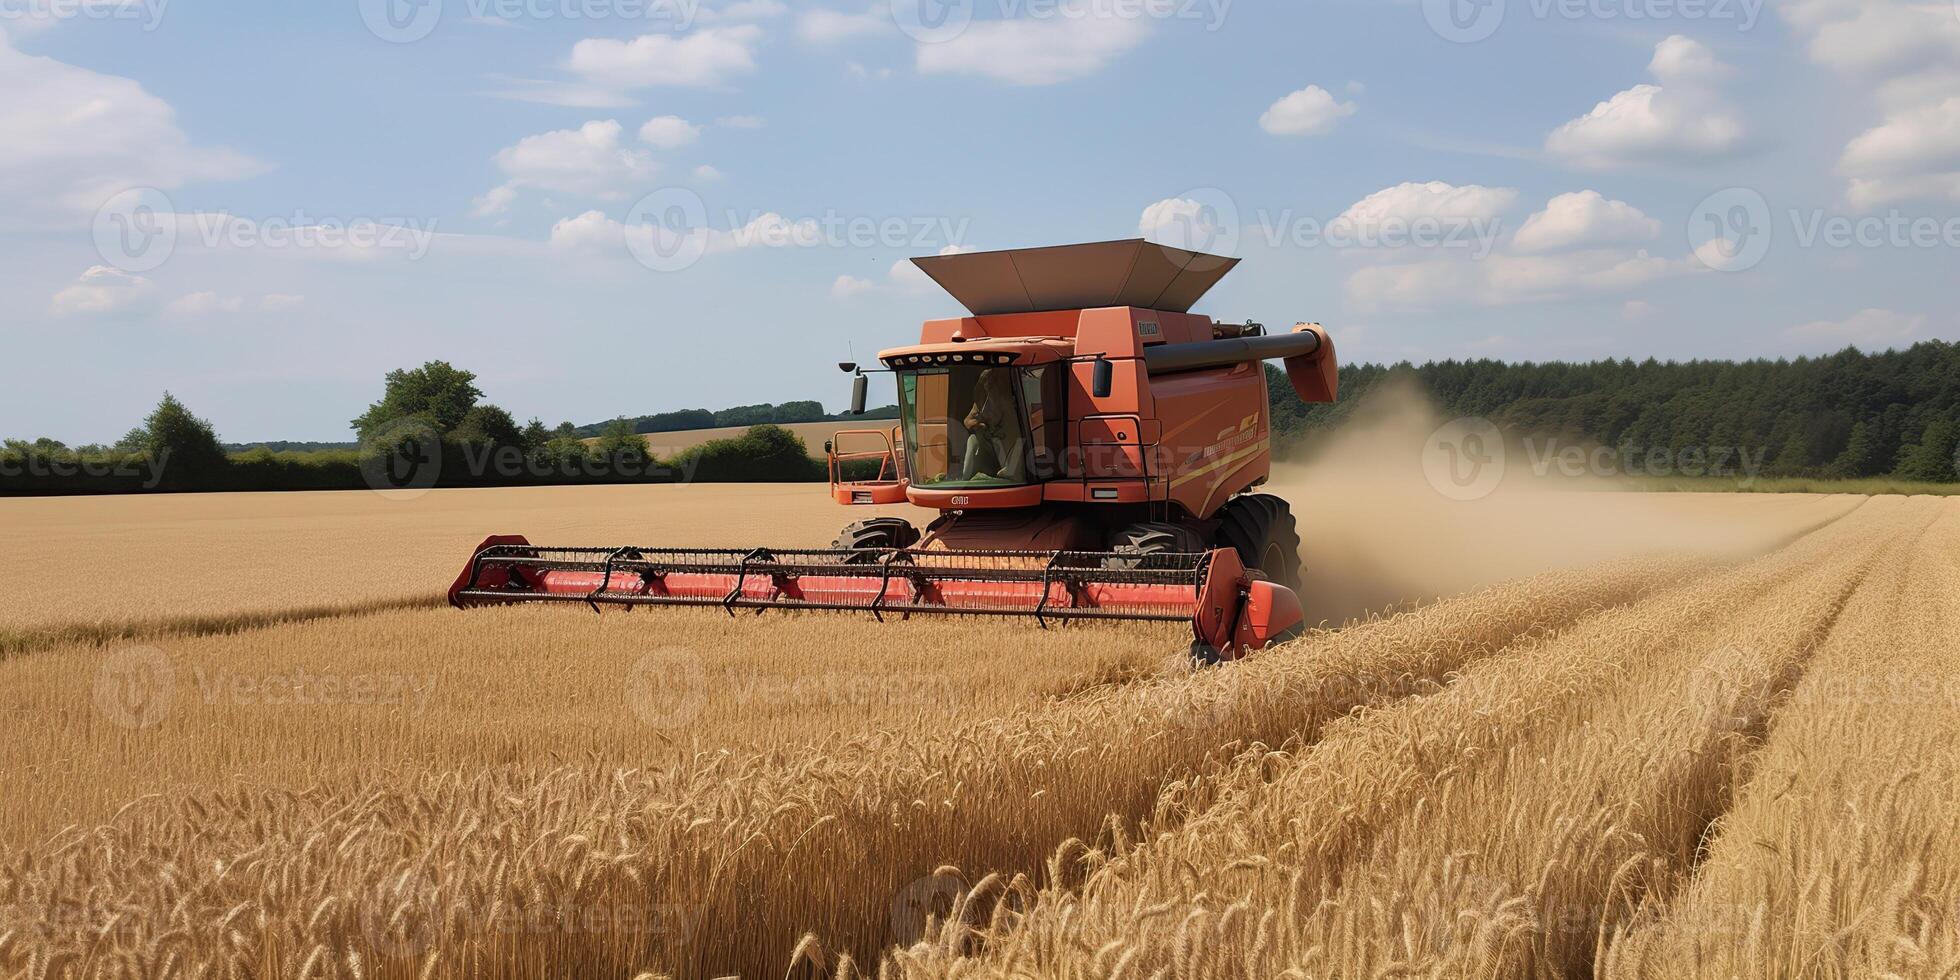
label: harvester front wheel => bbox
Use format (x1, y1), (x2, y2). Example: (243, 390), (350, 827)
(1215, 495), (1303, 592)
(831, 518), (921, 558)
(1104, 522), (1209, 570)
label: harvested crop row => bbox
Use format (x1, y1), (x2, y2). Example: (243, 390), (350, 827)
(1604, 500), (1960, 978)
(884, 497), (1933, 979)
(0, 552), (1705, 980)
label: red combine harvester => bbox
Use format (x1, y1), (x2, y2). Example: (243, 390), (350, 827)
(450, 240), (1338, 661)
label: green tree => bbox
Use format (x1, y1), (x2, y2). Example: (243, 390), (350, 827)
(592, 419), (651, 473)
(351, 361), (483, 440)
(451, 404), (523, 449)
(1827, 421), (1881, 478)
(1894, 419), (1959, 482)
(519, 418), (550, 453)
(142, 392), (229, 480)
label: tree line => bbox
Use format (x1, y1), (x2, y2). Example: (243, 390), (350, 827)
(1269, 341), (1960, 482)
(1, 361), (824, 495)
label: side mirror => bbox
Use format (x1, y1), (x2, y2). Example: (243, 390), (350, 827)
(1092, 358), (1114, 399)
(850, 374), (869, 416)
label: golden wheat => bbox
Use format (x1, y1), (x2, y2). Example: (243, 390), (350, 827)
(0, 473), (1926, 980)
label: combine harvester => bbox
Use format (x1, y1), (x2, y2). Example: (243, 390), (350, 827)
(450, 240), (1338, 661)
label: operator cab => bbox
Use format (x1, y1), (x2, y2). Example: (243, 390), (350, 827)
(895, 362), (1065, 490)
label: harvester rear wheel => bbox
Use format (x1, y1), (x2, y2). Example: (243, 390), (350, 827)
(1215, 494), (1303, 592)
(831, 518), (921, 559)
(1104, 522), (1209, 570)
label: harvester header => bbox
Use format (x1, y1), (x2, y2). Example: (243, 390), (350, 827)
(452, 239), (1339, 662)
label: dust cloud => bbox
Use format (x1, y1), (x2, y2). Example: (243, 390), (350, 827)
(1262, 381), (1862, 627)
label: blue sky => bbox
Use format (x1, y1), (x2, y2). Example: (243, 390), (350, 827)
(3, 0), (1957, 442)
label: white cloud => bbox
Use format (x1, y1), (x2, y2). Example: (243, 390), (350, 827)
(1337, 181), (1518, 226)
(1623, 299), (1654, 321)
(916, 13), (1149, 86)
(1258, 85), (1357, 137)
(1647, 33), (1735, 85)
(167, 291), (246, 316)
(831, 274), (878, 299)
(49, 266), (152, 316)
(1781, 1), (1960, 207)
(1346, 248), (1686, 313)
(1339, 187), (1696, 313)
(638, 115), (703, 148)
(1545, 36), (1748, 169)
(470, 184), (519, 218)
(481, 121), (654, 211)
(848, 61), (894, 81)
(1139, 197), (1235, 253)
(693, 164), (725, 181)
(485, 77), (638, 109)
(547, 208), (825, 259)
(0, 34), (265, 213)
(1785, 308), (1927, 349)
(1512, 190), (1661, 253)
(261, 294), (306, 312)
(1840, 96), (1960, 207)
(717, 114), (767, 129)
(799, 6), (887, 44)
(567, 26), (763, 90)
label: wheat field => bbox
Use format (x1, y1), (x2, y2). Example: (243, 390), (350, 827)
(0, 479), (1952, 980)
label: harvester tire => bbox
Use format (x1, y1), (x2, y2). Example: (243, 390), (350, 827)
(1104, 522), (1209, 570)
(831, 518), (921, 557)
(1215, 494), (1303, 592)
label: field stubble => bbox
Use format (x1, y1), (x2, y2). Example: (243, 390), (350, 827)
(0, 387), (1943, 980)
